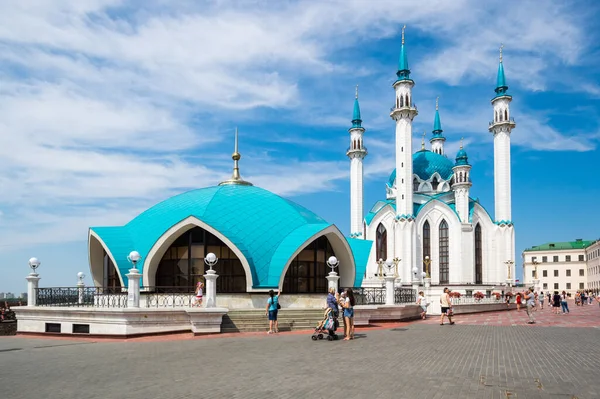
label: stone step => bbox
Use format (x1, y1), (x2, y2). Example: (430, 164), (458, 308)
(222, 308), (345, 333)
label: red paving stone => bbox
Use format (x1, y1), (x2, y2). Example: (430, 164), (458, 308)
(419, 300), (600, 328)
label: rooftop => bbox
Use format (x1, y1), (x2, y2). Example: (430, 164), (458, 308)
(524, 239), (594, 252)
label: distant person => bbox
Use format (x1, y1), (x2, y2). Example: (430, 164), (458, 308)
(539, 291), (545, 309)
(416, 291), (428, 319)
(439, 288), (455, 325)
(194, 281), (204, 307)
(524, 287), (536, 324)
(342, 288), (355, 340)
(265, 288), (281, 334)
(515, 292), (522, 311)
(560, 291), (569, 314)
(552, 291), (561, 314)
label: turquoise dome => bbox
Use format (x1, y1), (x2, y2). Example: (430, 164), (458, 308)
(387, 150), (455, 187)
(91, 184), (364, 288)
(455, 148), (469, 166)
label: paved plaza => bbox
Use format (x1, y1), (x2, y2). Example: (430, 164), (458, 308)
(1, 304), (599, 399)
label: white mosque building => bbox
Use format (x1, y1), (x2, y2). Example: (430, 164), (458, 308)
(349, 30), (516, 288)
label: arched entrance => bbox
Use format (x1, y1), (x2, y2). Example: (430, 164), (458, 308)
(155, 226), (246, 292)
(282, 236), (336, 293)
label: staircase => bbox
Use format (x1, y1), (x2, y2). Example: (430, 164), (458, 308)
(221, 308), (345, 333)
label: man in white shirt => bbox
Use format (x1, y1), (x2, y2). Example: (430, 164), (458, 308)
(439, 288), (455, 325)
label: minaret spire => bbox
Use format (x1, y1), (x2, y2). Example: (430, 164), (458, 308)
(396, 25), (411, 81)
(347, 86), (367, 238)
(219, 128), (253, 186)
(430, 96), (446, 155)
(495, 43), (508, 96)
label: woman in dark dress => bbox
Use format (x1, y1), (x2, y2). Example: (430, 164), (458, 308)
(552, 291), (561, 314)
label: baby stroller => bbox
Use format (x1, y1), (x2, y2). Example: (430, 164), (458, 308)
(311, 307), (339, 341)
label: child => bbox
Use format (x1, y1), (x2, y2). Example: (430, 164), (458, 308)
(194, 281), (204, 307)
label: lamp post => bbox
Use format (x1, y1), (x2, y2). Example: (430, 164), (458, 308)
(203, 252), (219, 308)
(383, 259), (396, 305)
(77, 272), (86, 305)
(532, 259), (540, 291)
(423, 256), (432, 288)
(504, 260), (514, 287)
(26, 257), (41, 307)
(126, 251), (142, 308)
(326, 256), (340, 293)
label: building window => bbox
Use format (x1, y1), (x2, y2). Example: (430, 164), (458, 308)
(553, 256), (559, 262)
(376, 223), (387, 263)
(532, 256), (537, 262)
(474, 224), (483, 284)
(565, 255), (571, 262)
(543, 270), (547, 277)
(542, 256), (547, 262)
(579, 283), (585, 289)
(283, 236), (336, 294)
(431, 177), (439, 191)
(156, 226), (246, 292)
(423, 221), (431, 274)
(566, 270), (571, 277)
(579, 269), (585, 276)
(103, 252), (121, 292)
(413, 178), (419, 192)
(543, 283), (548, 289)
(554, 270), (558, 277)
(439, 220), (449, 284)
(554, 283), (559, 290)
(579, 255), (584, 261)
(566, 283), (571, 290)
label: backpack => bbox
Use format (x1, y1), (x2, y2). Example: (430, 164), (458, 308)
(271, 297), (281, 310)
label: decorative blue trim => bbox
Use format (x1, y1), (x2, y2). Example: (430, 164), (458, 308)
(395, 214), (415, 221)
(494, 220), (514, 227)
(349, 232), (363, 239)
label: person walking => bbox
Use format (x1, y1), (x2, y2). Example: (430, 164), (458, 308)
(539, 291), (545, 310)
(516, 292), (522, 311)
(560, 291), (569, 314)
(326, 287), (340, 330)
(524, 287), (536, 324)
(440, 288), (455, 325)
(416, 291), (428, 319)
(552, 291), (561, 314)
(342, 288), (355, 340)
(265, 288), (281, 334)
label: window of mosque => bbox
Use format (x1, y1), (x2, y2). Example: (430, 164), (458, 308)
(155, 227), (246, 292)
(474, 224), (483, 284)
(439, 220), (449, 284)
(422, 221), (430, 274)
(431, 177), (439, 191)
(283, 236), (334, 294)
(413, 178), (419, 192)
(103, 251), (121, 292)
(376, 223), (387, 262)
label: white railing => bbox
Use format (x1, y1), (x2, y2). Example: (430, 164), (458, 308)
(452, 297), (503, 305)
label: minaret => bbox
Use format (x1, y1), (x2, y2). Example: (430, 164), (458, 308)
(219, 128), (253, 186)
(390, 25), (418, 282)
(452, 139), (472, 223)
(488, 44), (515, 224)
(430, 97), (446, 155)
(347, 85), (368, 238)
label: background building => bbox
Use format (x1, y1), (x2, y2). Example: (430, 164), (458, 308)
(585, 240), (600, 293)
(522, 239), (592, 294)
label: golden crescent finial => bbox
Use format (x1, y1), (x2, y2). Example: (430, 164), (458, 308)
(355, 84), (359, 99)
(436, 96), (439, 111)
(499, 43), (504, 62)
(402, 25), (406, 45)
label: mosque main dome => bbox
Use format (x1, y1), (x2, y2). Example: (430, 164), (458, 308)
(386, 149), (455, 188)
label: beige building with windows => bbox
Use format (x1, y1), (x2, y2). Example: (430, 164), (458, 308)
(586, 240), (600, 293)
(522, 239), (592, 294)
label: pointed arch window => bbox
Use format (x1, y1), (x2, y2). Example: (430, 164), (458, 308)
(439, 220), (449, 284)
(431, 177), (439, 191)
(475, 224), (483, 284)
(376, 223), (387, 263)
(423, 221), (431, 273)
(413, 178), (419, 192)
(504, 109), (508, 120)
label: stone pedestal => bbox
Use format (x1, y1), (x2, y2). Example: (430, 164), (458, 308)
(204, 269), (219, 308)
(533, 279), (540, 291)
(126, 268), (141, 308)
(26, 273), (41, 307)
(424, 278), (431, 289)
(77, 281), (85, 305)
(384, 275), (396, 305)
(326, 272), (340, 292)
(506, 279), (513, 288)
(412, 283), (419, 298)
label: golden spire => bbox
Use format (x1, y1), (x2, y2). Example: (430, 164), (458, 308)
(219, 127), (253, 186)
(499, 43), (504, 62)
(436, 96), (439, 111)
(402, 25), (406, 45)
(421, 131), (426, 150)
(355, 84), (359, 99)
(460, 137), (464, 149)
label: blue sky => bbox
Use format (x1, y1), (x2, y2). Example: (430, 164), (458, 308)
(1, 0), (599, 292)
